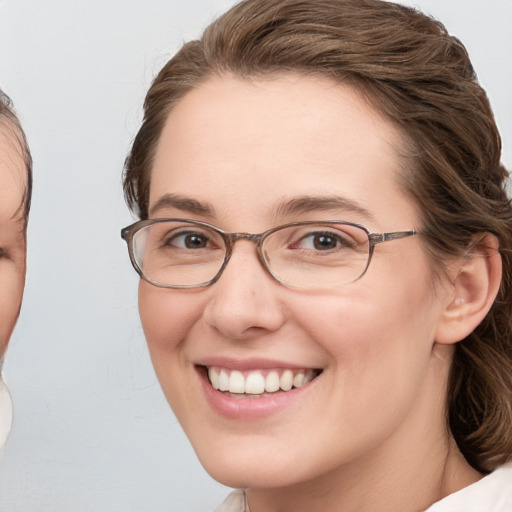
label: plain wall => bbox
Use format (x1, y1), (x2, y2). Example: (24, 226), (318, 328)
(0, 0), (510, 510)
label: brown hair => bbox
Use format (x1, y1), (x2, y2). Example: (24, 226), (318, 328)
(0, 88), (33, 228)
(123, 0), (512, 472)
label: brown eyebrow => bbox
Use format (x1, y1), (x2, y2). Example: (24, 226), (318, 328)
(149, 193), (215, 217)
(274, 195), (375, 221)
(149, 193), (374, 222)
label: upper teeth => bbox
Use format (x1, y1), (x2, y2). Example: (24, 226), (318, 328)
(207, 367), (316, 395)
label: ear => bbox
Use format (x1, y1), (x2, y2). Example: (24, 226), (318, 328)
(435, 234), (502, 345)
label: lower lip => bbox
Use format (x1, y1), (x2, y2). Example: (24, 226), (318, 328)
(198, 368), (316, 420)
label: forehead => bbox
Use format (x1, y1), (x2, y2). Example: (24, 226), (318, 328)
(149, 73), (417, 229)
(0, 122), (26, 220)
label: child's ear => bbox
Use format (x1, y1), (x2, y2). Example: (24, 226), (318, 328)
(435, 234), (502, 345)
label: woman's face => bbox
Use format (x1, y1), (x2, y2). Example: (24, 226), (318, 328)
(0, 124), (26, 360)
(139, 75), (455, 489)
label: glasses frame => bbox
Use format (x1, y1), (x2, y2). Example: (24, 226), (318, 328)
(121, 218), (418, 290)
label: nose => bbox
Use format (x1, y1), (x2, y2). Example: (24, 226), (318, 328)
(202, 241), (287, 341)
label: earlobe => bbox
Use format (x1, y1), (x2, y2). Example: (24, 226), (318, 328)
(435, 234), (502, 345)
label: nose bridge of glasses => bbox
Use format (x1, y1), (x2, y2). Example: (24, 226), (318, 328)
(229, 232), (263, 245)
(222, 232), (270, 277)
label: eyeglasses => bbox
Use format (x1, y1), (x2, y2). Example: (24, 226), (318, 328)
(121, 218), (417, 290)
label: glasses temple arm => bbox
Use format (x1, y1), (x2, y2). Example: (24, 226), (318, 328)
(370, 230), (417, 245)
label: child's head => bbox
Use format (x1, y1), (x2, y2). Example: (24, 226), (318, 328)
(0, 88), (32, 448)
(0, 89), (31, 361)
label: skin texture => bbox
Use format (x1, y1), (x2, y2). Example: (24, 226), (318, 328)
(138, 75), (498, 512)
(0, 123), (26, 360)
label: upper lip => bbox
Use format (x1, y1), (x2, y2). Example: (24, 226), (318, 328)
(196, 357), (321, 372)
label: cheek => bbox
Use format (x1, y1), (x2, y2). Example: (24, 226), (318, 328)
(138, 283), (191, 416)
(139, 282), (189, 349)
(0, 268), (24, 357)
(137, 282), (202, 381)
(291, 267), (439, 392)
(280, 282), (442, 462)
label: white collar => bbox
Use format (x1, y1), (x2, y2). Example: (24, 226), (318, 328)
(425, 461), (512, 512)
(0, 377), (13, 449)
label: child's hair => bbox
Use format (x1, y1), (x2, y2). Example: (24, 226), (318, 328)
(0, 88), (32, 228)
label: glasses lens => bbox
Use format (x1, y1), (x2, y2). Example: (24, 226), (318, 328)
(263, 222), (370, 288)
(132, 221), (226, 287)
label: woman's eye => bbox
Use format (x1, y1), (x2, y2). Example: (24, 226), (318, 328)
(165, 231), (211, 249)
(295, 231), (353, 251)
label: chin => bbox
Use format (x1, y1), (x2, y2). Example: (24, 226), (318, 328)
(203, 461), (295, 490)
(192, 436), (313, 490)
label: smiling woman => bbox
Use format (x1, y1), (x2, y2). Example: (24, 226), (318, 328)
(121, 1), (512, 511)
(0, 89), (32, 449)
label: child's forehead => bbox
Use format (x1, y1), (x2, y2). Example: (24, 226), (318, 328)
(0, 121), (26, 186)
(0, 122), (26, 223)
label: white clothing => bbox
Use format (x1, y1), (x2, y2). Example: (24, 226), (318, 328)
(213, 462), (512, 512)
(213, 489), (248, 512)
(213, 489), (245, 512)
(425, 461), (512, 512)
(0, 378), (13, 449)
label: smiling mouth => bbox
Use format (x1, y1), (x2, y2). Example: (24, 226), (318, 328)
(205, 366), (321, 398)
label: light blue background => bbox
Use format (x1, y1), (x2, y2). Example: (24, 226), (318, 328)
(0, 1), (510, 510)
